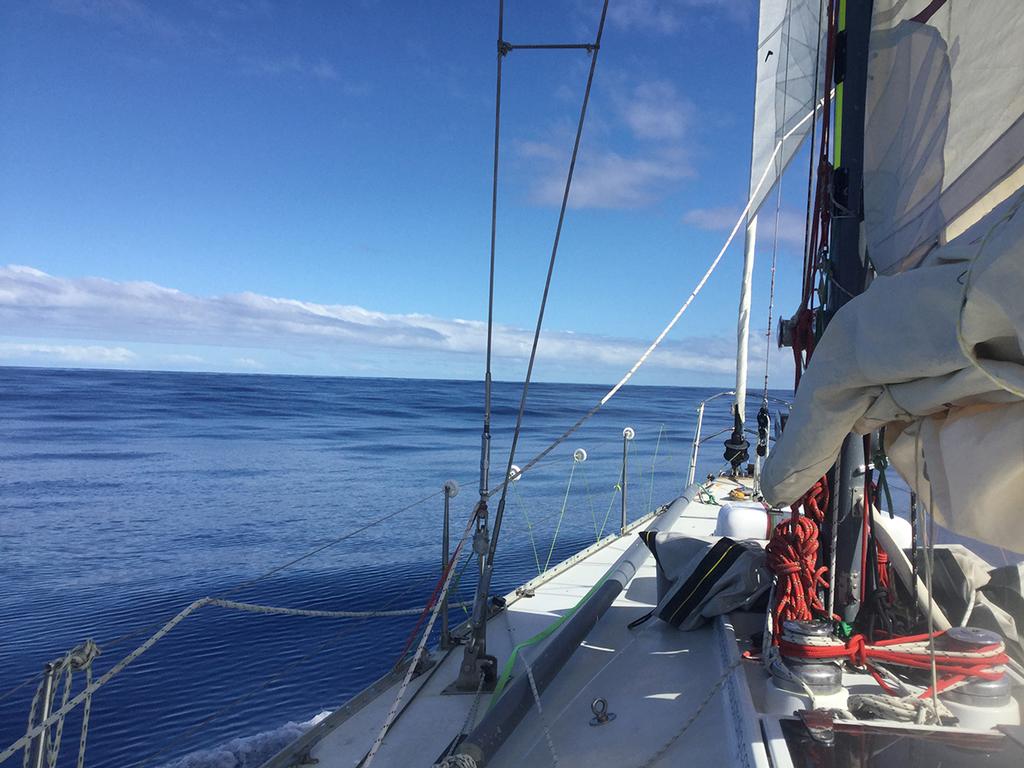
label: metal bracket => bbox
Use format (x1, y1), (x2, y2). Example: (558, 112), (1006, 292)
(797, 709), (835, 746)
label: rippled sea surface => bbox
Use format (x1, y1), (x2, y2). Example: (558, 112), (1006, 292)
(1, 367), (761, 767)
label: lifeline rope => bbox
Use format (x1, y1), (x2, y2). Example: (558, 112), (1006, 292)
(0, 595), (466, 764)
(542, 457), (579, 573)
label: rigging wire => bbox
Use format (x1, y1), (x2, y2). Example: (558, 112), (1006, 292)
(486, 0), (610, 565)
(761, 0), (797, 403)
(477, 0), (506, 507)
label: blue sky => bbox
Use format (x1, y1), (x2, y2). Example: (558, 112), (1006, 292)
(0, 0), (810, 385)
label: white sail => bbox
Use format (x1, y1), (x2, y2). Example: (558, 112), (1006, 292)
(736, 0), (825, 420)
(747, 0), (825, 216)
(864, 0), (1024, 274)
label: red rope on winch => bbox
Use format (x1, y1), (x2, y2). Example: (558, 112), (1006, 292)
(766, 478), (831, 641)
(779, 630), (1010, 700)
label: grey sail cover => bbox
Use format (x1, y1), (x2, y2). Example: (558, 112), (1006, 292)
(761, 3), (1024, 553)
(761, 192), (1024, 552)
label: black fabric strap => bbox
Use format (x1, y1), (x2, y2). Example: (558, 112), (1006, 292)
(659, 538), (743, 628)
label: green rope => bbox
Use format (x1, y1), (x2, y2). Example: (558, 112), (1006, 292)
(543, 459), (578, 573)
(511, 482), (542, 575)
(449, 550), (478, 617)
(696, 485), (718, 506)
(646, 424), (665, 514)
(489, 577), (607, 707)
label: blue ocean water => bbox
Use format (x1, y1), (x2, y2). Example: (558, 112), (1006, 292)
(0, 367), (749, 767)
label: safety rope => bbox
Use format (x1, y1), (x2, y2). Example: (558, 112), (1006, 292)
(0, 592), (466, 765)
(511, 481), (543, 574)
(645, 424), (665, 515)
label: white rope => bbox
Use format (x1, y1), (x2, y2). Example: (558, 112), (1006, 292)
(207, 598), (471, 618)
(19, 641), (99, 768)
(435, 756), (478, 768)
(847, 693), (951, 724)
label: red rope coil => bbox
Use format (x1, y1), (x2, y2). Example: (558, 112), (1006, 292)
(766, 479), (831, 642)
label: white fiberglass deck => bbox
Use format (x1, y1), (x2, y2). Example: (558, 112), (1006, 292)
(265, 478), (768, 768)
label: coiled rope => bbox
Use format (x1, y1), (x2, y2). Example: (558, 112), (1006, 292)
(765, 478), (830, 640)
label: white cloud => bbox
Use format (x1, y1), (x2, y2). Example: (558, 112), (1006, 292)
(614, 81), (693, 141)
(0, 265), (748, 378)
(52, 0), (183, 40)
(240, 55), (340, 81)
(0, 341), (136, 364)
(683, 206), (808, 248)
(607, 0), (751, 33)
(520, 77), (695, 209)
(531, 148), (692, 209)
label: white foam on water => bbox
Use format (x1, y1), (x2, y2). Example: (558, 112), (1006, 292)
(160, 710), (331, 768)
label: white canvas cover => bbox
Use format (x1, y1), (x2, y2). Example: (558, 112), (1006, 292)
(864, 1), (1024, 274)
(761, 193), (1024, 552)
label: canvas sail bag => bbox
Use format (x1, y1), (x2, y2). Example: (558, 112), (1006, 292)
(629, 533), (771, 631)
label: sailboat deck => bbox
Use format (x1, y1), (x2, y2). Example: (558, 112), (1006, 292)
(264, 478), (768, 768)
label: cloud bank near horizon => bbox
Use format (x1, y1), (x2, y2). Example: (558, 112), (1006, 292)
(0, 265), (785, 384)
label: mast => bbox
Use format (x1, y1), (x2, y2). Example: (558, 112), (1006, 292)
(822, 0), (874, 620)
